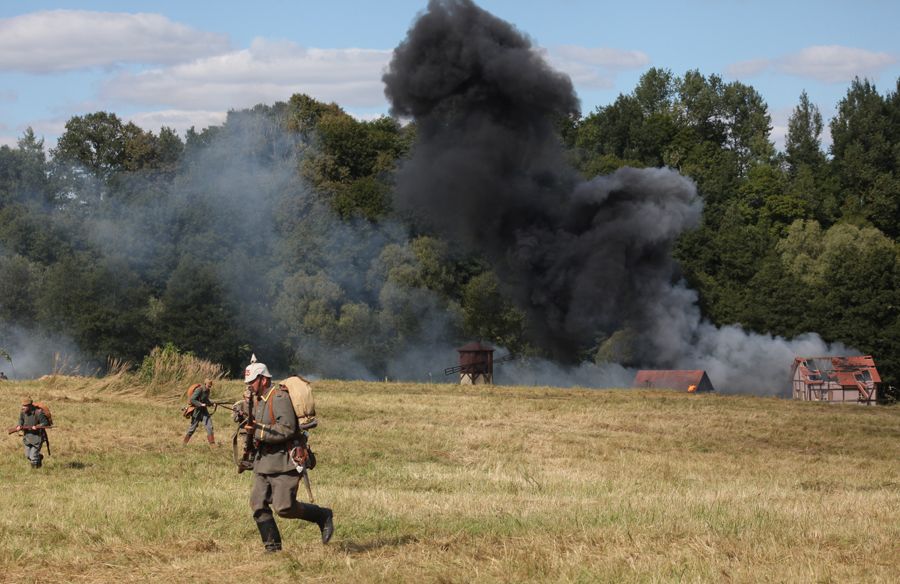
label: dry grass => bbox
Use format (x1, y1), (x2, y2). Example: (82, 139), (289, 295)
(1, 378), (898, 583)
(134, 346), (226, 399)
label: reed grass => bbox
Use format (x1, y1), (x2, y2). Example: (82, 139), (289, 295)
(134, 345), (225, 399)
(1, 378), (897, 583)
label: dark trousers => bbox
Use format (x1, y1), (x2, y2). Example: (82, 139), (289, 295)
(250, 470), (308, 523)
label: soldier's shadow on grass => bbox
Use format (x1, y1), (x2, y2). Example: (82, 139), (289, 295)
(338, 535), (418, 554)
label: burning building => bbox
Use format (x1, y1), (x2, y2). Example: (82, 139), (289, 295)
(633, 370), (716, 393)
(791, 356), (881, 404)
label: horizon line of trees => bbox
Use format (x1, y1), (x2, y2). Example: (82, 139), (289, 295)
(0, 69), (898, 390)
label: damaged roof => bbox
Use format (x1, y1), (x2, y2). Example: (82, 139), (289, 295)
(793, 356), (881, 385)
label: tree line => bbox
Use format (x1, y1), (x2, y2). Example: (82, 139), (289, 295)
(0, 70), (898, 388)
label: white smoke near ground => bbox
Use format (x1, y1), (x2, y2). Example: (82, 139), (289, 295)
(500, 357), (634, 389)
(0, 325), (88, 380)
(684, 326), (854, 396)
(62, 107), (469, 381)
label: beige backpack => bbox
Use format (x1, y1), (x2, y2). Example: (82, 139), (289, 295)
(279, 376), (316, 425)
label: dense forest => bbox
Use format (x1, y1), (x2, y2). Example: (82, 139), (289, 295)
(0, 69), (898, 391)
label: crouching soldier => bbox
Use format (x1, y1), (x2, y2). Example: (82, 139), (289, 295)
(14, 398), (50, 468)
(242, 358), (334, 552)
(184, 379), (216, 446)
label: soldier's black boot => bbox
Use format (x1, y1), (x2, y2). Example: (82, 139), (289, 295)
(297, 504), (334, 544)
(256, 518), (282, 552)
(319, 508), (334, 544)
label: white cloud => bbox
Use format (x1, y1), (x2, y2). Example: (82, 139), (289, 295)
(544, 45), (650, 89)
(28, 118), (68, 137)
(102, 39), (392, 110)
(0, 10), (230, 73)
(726, 58), (771, 79)
(779, 45), (896, 83)
(127, 109), (228, 136)
(0, 118), (68, 148)
(727, 45), (897, 84)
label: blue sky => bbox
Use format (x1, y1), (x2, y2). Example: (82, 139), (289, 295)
(1, 1), (898, 150)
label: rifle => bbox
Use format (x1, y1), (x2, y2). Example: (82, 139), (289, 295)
(209, 401), (238, 414)
(8, 425), (51, 456)
(7, 425), (51, 435)
(232, 391), (258, 474)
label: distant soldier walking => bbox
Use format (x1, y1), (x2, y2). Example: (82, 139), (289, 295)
(183, 378), (216, 445)
(0, 371), (8, 381)
(240, 357), (334, 552)
(10, 398), (51, 468)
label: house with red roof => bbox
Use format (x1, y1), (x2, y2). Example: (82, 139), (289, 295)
(791, 356), (881, 404)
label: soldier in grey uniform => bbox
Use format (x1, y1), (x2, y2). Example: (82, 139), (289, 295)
(183, 378), (216, 445)
(16, 398), (50, 468)
(242, 359), (334, 552)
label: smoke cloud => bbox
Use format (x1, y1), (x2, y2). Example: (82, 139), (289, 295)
(383, 0), (847, 395)
(1, 108), (463, 381)
(0, 324), (88, 380)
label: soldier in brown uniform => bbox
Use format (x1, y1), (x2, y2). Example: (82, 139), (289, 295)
(242, 359), (334, 552)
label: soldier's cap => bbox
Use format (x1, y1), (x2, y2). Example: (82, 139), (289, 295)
(21, 397), (33, 406)
(244, 361), (271, 383)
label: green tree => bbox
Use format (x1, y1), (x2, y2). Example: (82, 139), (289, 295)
(461, 271), (527, 353)
(814, 225), (900, 379)
(53, 112), (130, 179)
(292, 95), (410, 220)
(785, 91), (826, 172)
(155, 259), (239, 367)
(574, 68), (677, 170)
(829, 78), (899, 235)
(0, 253), (41, 326)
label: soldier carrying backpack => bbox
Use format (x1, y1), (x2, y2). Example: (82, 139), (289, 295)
(182, 378), (217, 446)
(237, 355), (334, 552)
(8, 397), (52, 468)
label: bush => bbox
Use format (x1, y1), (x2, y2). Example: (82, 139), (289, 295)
(137, 343), (225, 398)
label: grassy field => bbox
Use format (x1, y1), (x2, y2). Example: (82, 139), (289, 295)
(1, 377), (898, 583)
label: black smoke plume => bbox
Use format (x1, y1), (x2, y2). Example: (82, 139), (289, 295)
(383, 0), (847, 393)
(385, 0), (700, 362)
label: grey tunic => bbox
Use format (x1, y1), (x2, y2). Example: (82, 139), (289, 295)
(189, 386), (211, 408)
(186, 385), (214, 436)
(250, 387), (299, 474)
(18, 409), (49, 448)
